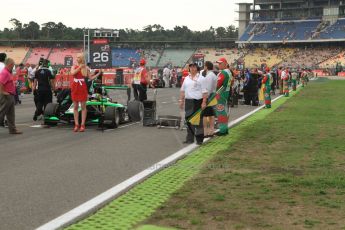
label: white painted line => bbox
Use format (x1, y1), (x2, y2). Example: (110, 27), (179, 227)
(36, 87), (298, 230)
(31, 125), (43, 128)
(36, 144), (196, 230)
(105, 122), (140, 131)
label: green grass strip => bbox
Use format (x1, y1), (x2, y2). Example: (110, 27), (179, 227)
(66, 88), (301, 230)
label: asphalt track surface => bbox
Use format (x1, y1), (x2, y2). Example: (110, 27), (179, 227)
(0, 88), (278, 230)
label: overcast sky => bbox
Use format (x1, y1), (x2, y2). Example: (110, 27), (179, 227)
(0, 0), (252, 31)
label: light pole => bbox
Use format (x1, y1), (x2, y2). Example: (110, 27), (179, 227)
(83, 29), (90, 63)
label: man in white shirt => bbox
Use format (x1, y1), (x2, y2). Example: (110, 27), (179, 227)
(179, 63), (208, 145)
(0, 53), (7, 127)
(163, 66), (170, 88)
(201, 61), (217, 137)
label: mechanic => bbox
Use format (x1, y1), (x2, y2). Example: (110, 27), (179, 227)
(70, 53), (99, 132)
(0, 58), (22, 134)
(32, 59), (55, 121)
(179, 63), (208, 145)
(132, 59), (148, 102)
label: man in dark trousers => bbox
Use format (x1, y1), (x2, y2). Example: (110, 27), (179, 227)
(0, 52), (7, 127)
(179, 63), (208, 145)
(32, 59), (54, 121)
(0, 58), (22, 134)
(132, 59), (148, 101)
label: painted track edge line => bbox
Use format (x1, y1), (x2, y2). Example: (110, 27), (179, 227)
(36, 90), (295, 230)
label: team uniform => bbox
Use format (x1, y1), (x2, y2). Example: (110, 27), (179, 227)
(216, 69), (232, 135)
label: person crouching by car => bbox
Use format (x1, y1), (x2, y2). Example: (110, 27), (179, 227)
(32, 59), (55, 121)
(202, 61), (217, 138)
(179, 63), (208, 145)
(132, 59), (148, 101)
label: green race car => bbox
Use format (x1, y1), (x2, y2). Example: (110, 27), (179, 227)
(44, 85), (143, 129)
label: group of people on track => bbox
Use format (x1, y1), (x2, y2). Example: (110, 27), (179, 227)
(0, 51), (310, 139)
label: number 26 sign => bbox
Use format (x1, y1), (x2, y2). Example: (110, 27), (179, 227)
(90, 44), (112, 69)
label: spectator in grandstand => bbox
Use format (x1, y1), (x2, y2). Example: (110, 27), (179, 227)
(215, 58), (232, 136)
(0, 58), (22, 134)
(70, 53), (99, 132)
(179, 63), (207, 145)
(32, 59), (55, 121)
(202, 61), (217, 138)
(132, 59), (148, 102)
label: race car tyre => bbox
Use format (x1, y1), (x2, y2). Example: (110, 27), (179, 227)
(43, 103), (59, 126)
(128, 101), (144, 122)
(104, 106), (120, 129)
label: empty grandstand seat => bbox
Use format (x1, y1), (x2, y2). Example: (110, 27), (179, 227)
(157, 49), (195, 67)
(111, 48), (140, 67)
(142, 49), (162, 67)
(197, 48), (243, 65)
(317, 19), (345, 40)
(240, 20), (321, 42)
(49, 48), (82, 65)
(26, 48), (51, 65)
(0, 46), (29, 64)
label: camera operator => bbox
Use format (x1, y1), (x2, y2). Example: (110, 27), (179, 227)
(32, 59), (55, 121)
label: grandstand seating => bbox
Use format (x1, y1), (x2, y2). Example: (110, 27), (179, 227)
(141, 49), (162, 67)
(316, 19), (345, 40)
(280, 47), (342, 69)
(49, 48), (83, 65)
(319, 51), (345, 68)
(239, 24), (255, 41)
(111, 48), (140, 67)
(26, 48), (51, 65)
(196, 48), (244, 65)
(157, 49), (195, 67)
(0, 46), (29, 64)
(243, 48), (295, 68)
(240, 20), (321, 42)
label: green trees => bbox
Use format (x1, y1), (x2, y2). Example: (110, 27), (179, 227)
(0, 19), (237, 41)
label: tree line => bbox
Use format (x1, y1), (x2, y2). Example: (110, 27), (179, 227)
(0, 19), (238, 41)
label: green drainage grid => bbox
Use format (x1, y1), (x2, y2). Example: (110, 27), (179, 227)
(66, 89), (301, 230)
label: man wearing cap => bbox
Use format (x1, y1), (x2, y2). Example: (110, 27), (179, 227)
(262, 67), (272, 108)
(179, 63), (208, 145)
(132, 59), (148, 101)
(215, 57), (232, 136)
(0, 58), (22, 134)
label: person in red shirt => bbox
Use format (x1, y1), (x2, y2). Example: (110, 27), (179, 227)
(132, 59), (148, 101)
(0, 58), (22, 134)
